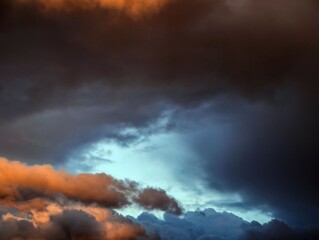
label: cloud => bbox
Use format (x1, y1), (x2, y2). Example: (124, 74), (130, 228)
(0, 157), (181, 213)
(134, 208), (245, 239)
(0, 201), (318, 239)
(44, 210), (104, 240)
(0, 206), (147, 240)
(15, 0), (166, 16)
(174, 93), (319, 225)
(0, 158), (184, 239)
(134, 188), (182, 215)
(239, 219), (319, 240)
(1, 0), (318, 163)
(0, 0), (319, 228)
(133, 208), (319, 240)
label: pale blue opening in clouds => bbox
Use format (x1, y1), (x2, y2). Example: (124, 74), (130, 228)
(66, 125), (272, 223)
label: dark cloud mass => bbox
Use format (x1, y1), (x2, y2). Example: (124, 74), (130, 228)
(0, 207), (148, 240)
(0, 0), (318, 162)
(0, 0), (319, 235)
(178, 93), (319, 225)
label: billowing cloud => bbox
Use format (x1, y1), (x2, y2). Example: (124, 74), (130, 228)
(0, 157), (183, 238)
(1, 206), (318, 240)
(133, 208), (319, 240)
(136, 208), (245, 240)
(0, 206), (147, 240)
(0, 157), (181, 214)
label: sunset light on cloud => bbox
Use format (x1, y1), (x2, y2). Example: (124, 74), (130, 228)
(0, 0), (319, 239)
(15, 0), (166, 15)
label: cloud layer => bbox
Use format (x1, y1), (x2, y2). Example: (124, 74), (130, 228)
(0, 0), (318, 163)
(0, 158), (181, 215)
(1, 205), (318, 240)
(134, 209), (319, 240)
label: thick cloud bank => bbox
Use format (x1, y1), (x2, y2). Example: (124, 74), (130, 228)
(0, 158), (181, 214)
(0, 158), (182, 239)
(1, 0), (318, 164)
(1, 205), (318, 240)
(134, 209), (319, 240)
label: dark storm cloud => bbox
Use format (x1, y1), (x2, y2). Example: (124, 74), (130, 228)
(1, 0), (319, 228)
(239, 219), (319, 240)
(175, 92), (319, 225)
(1, 0), (319, 163)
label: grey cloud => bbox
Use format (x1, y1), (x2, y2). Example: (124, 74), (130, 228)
(133, 208), (319, 240)
(44, 210), (103, 240)
(135, 188), (182, 215)
(0, 0), (318, 164)
(171, 92), (319, 225)
(135, 208), (245, 240)
(0, 218), (37, 240)
(0, 208), (147, 240)
(0, 206), (318, 240)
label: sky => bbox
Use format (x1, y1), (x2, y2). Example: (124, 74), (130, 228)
(0, 0), (319, 239)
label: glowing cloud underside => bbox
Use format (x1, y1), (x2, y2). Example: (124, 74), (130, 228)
(0, 158), (181, 213)
(0, 157), (182, 239)
(16, 0), (166, 15)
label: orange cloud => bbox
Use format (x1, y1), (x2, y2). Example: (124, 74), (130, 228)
(0, 157), (181, 239)
(15, 0), (166, 16)
(0, 157), (181, 213)
(0, 157), (132, 208)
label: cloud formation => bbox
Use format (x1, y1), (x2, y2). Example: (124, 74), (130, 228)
(0, 205), (147, 240)
(0, 0), (318, 162)
(0, 157), (183, 238)
(1, 206), (318, 240)
(134, 208), (319, 240)
(0, 157), (181, 214)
